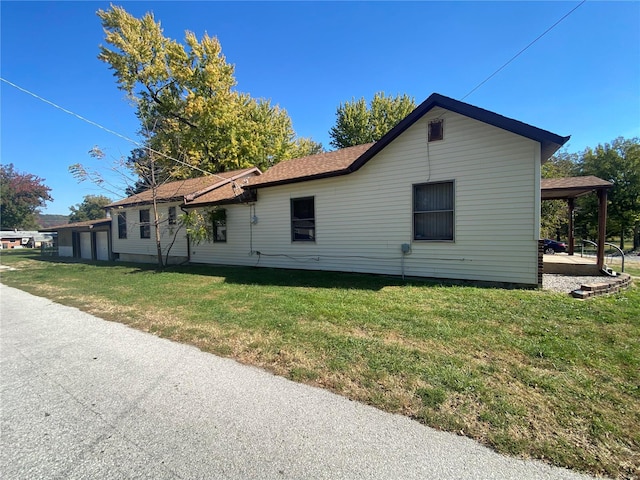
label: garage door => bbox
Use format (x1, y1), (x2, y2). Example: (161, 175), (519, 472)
(80, 232), (92, 259)
(96, 231), (109, 261)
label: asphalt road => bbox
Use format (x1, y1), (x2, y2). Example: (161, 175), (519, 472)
(1, 284), (594, 480)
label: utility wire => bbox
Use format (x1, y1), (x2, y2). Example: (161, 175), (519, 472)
(0, 77), (229, 182)
(461, 0), (586, 101)
(3, 0), (586, 179)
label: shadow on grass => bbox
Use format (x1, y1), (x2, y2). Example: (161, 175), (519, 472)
(11, 250), (515, 292)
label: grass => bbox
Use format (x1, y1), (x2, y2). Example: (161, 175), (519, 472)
(578, 242), (640, 277)
(606, 258), (640, 278)
(1, 250), (639, 478)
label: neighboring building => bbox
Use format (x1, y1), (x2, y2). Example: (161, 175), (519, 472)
(103, 93), (570, 286)
(41, 219), (112, 260)
(0, 231), (54, 249)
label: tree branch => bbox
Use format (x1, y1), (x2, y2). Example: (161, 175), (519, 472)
(145, 84), (199, 129)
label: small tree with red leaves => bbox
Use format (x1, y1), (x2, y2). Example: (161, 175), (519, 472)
(0, 164), (53, 230)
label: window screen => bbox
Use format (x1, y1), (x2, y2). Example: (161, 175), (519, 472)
(413, 181), (454, 241)
(291, 197), (315, 242)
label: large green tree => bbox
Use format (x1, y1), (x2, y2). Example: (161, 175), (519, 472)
(97, 5), (321, 177)
(540, 151), (578, 240)
(68, 195), (112, 223)
(0, 164), (52, 230)
(575, 137), (640, 250)
(329, 92), (416, 149)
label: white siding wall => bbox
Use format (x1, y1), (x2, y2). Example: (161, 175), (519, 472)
(191, 109), (542, 285)
(190, 205), (256, 266)
(110, 202), (188, 262)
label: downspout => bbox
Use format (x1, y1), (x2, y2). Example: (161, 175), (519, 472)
(249, 204), (253, 255)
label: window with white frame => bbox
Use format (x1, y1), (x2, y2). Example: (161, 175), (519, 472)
(413, 181), (454, 241)
(291, 197), (315, 242)
(139, 209), (151, 239)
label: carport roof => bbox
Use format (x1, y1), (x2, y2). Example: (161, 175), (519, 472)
(40, 218), (112, 231)
(541, 176), (612, 200)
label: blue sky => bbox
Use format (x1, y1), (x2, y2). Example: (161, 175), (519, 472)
(2, 1), (639, 215)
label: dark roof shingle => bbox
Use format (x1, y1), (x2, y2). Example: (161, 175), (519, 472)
(247, 143), (374, 188)
(107, 168), (258, 208)
(541, 176), (613, 200)
(41, 218), (111, 231)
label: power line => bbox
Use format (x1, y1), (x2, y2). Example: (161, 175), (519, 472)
(3, 0), (586, 182)
(461, 0), (587, 101)
(0, 77), (228, 181)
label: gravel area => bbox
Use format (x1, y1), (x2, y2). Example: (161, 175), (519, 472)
(542, 274), (609, 293)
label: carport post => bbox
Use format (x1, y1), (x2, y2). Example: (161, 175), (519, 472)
(597, 188), (607, 270)
(568, 198), (575, 255)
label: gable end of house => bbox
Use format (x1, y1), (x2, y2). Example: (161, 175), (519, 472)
(250, 93), (570, 190)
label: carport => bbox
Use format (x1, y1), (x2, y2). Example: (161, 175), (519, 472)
(541, 176), (613, 270)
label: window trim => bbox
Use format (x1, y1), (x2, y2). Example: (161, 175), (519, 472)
(412, 180), (455, 242)
(139, 209), (151, 239)
(290, 196), (316, 242)
(117, 212), (127, 239)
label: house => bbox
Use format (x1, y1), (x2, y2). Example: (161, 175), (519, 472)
(0, 231), (54, 249)
(184, 93), (569, 286)
(108, 93), (570, 287)
(41, 219), (112, 260)
(105, 168), (260, 264)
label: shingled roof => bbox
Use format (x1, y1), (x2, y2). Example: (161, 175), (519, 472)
(541, 176), (613, 200)
(249, 93), (570, 190)
(40, 218), (112, 232)
(107, 167), (260, 208)
(247, 143), (374, 188)
(183, 173), (260, 207)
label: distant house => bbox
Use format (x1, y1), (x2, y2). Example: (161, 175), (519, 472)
(41, 219), (112, 260)
(0, 231), (54, 249)
(105, 93), (570, 286)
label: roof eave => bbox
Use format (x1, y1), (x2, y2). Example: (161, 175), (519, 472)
(182, 190), (258, 208)
(185, 167), (262, 202)
(40, 219), (112, 231)
(249, 168), (352, 190)
(249, 93), (571, 190)
(351, 93), (571, 170)
(106, 197), (184, 210)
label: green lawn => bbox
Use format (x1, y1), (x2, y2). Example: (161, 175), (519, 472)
(607, 258), (640, 278)
(1, 250), (638, 478)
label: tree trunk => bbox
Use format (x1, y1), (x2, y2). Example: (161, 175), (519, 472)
(620, 226), (625, 251)
(153, 197), (163, 267)
(150, 159), (164, 268)
(634, 224), (640, 250)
